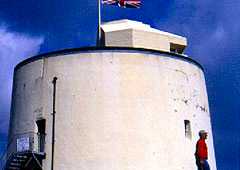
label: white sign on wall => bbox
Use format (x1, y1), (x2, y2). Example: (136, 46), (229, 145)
(17, 137), (30, 152)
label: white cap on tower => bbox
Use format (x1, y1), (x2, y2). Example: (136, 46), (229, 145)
(100, 19), (187, 54)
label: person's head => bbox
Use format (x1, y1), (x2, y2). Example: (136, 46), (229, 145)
(199, 130), (208, 139)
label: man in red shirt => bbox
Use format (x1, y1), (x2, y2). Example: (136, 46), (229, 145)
(195, 130), (210, 170)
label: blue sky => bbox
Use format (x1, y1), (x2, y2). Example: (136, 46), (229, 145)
(0, 0), (240, 169)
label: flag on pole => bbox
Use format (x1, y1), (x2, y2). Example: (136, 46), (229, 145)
(102, 0), (141, 8)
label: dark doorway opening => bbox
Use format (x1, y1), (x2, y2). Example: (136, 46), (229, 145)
(36, 119), (46, 153)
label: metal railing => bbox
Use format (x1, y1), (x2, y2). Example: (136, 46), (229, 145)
(0, 131), (41, 170)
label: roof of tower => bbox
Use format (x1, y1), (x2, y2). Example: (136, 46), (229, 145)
(100, 19), (187, 54)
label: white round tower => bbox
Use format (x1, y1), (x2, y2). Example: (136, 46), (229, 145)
(6, 20), (217, 170)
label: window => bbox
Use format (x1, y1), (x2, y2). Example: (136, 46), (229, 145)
(170, 47), (177, 53)
(184, 120), (192, 139)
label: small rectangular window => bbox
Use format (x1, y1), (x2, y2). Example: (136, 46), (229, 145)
(184, 120), (192, 139)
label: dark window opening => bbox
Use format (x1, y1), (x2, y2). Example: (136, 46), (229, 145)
(36, 119), (46, 153)
(170, 47), (177, 53)
(184, 120), (192, 139)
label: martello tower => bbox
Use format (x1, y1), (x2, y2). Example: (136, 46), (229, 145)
(4, 20), (216, 170)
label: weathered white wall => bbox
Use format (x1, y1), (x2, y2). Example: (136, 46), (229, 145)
(9, 50), (216, 170)
(8, 60), (44, 154)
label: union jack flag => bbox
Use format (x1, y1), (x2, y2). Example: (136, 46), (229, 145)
(102, 0), (141, 8)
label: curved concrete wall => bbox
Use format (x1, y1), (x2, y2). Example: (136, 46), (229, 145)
(9, 49), (216, 170)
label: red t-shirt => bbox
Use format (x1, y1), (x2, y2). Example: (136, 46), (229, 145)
(196, 139), (208, 160)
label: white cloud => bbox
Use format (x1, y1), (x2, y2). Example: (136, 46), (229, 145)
(0, 26), (44, 71)
(0, 25), (44, 134)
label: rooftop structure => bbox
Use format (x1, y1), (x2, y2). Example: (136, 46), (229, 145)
(100, 19), (187, 53)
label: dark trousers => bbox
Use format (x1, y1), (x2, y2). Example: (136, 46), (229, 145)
(196, 159), (210, 170)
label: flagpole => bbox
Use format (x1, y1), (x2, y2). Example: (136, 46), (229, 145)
(98, 0), (101, 46)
